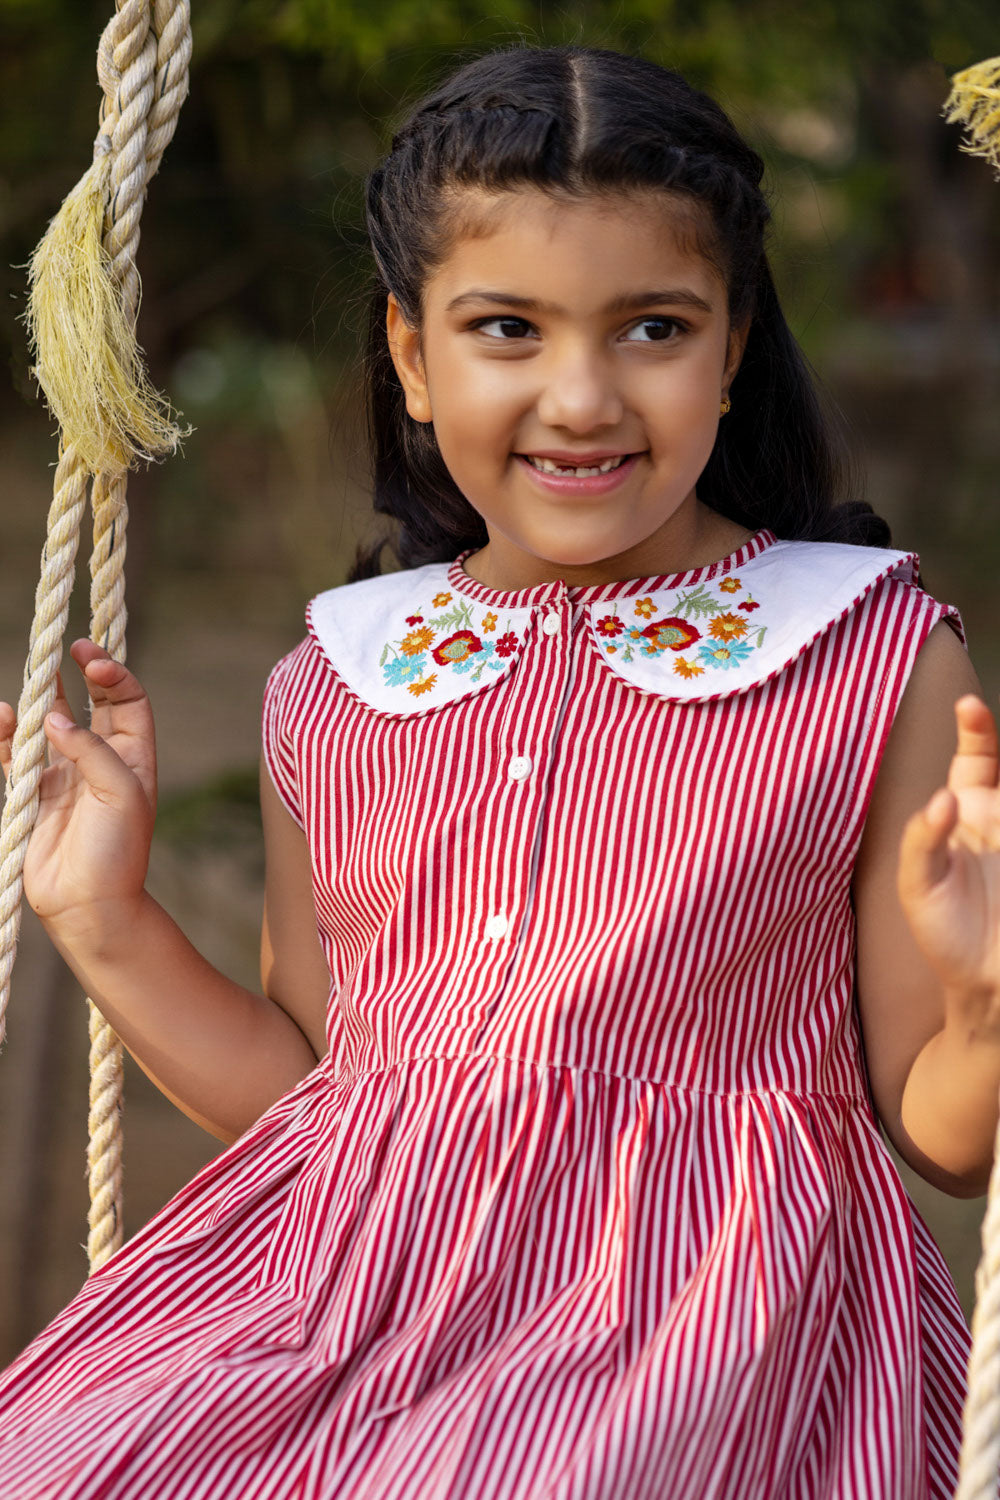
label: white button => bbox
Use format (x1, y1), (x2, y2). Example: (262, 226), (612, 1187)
(508, 756), (533, 781)
(542, 612), (561, 636)
(484, 914), (509, 940)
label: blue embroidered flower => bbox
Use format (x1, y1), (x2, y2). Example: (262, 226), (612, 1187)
(697, 639), (755, 671)
(383, 653), (428, 686)
(452, 641), (495, 674)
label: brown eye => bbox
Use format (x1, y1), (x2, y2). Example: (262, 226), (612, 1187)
(471, 316), (535, 339)
(624, 317), (688, 342)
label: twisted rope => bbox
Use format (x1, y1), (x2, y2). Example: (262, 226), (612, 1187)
(0, 0), (190, 1274)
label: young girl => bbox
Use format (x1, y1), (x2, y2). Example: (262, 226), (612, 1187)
(0, 39), (997, 1500)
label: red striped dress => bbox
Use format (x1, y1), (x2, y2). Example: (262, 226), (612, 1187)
(0, 527), (977, 1497)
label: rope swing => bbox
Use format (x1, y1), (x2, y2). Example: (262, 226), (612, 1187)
(0, 15), (999, 1497)
(0, 0), (191, 1271)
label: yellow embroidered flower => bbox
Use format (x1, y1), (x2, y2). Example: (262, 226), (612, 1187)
(432, 591), (453, 607)
(674, 657), (705, 678)
(481, 612), (497, 633)
(634, 597), (656, 619)
(401, 626), (435, 656)
(719, 577), (741, 593)
(707, 611), (748, 642)
(408, 674), (437, 696)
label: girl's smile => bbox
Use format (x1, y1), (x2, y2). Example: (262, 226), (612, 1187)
(386, 185), (750, 590)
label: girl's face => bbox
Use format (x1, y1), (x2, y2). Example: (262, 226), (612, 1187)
(387, 186), (749, 588)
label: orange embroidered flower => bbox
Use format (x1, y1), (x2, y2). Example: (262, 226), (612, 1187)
(634, 597), (656, 619)
(596, 615), (622, 637)
(708, 612), (748, 642)
(674, 657), (705, 678)
(606, 645), (618, 654)
(645, 617), (701, 651)
(718, 577), (741, 594)
(432, 591), (453, 607)
(432, 630), (481, 665)
(481, 612), (497, 633)
(400, 626), (435, 656)
(408, 674), (437, 696)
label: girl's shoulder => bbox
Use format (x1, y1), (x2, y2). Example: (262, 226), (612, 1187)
(283, 536), (964, 719)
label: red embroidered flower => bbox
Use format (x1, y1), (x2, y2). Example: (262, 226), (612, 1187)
(738, 599), (761, 612)
(494, 631), (520, 658)
(596, 615), (622, 637)
(432, 630), (482, 665)
(405, 614), (425, 625)
(644, 617), (701, 652)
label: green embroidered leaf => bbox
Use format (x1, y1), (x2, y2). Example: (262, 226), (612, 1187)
(671, 585), (724, 619)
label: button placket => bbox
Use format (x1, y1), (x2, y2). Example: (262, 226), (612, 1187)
(476, 592), (569, 955)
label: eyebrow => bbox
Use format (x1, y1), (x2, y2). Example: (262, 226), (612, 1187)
(444, 287), (715, 316)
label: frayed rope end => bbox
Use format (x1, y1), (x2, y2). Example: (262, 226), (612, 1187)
(20, 155), (190, 474)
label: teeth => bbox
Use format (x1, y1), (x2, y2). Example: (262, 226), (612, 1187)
(525, 454), (629, 477)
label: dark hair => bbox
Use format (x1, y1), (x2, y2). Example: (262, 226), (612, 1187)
(348, 43), (888, 582)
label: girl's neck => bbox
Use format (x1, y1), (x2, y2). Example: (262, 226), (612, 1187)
(462, 512), (756, 593)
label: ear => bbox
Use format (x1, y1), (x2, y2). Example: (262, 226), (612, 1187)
(386, 293), (433, 423)
(723, 315), (751, 393)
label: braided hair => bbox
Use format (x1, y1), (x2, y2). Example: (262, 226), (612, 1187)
(350, 43), (887, 581)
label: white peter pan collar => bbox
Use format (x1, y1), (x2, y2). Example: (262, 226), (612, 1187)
(306, 529), (930, 718)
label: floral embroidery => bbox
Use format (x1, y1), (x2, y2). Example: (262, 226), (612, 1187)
(401, 626), (434, 656)
(674, 656), (705, 678)
(698, 640), (755, 670)
(707, 612), (748, 642)
(380, 592), (527, 698)
(594, 577), (767, 676)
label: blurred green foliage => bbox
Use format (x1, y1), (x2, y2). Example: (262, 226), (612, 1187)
(2, 0), (997, 407)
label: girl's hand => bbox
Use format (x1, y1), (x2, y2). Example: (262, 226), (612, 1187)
(898, 693), (1000, 1030)
(0, 640), (157, 942)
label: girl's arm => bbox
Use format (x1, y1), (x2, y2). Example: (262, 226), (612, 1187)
(852, 620), (1000, 1197)
(0, 643), (330, 1145)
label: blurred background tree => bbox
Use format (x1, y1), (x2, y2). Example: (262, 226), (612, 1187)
(1, 0), (998, 1359)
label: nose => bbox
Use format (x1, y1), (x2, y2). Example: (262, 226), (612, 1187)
(534, 344), (625, 433)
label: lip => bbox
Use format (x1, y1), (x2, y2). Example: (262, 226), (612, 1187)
(516, 452), (643, 495)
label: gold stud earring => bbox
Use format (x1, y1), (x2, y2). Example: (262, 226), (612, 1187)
(720, 396), (732, 416)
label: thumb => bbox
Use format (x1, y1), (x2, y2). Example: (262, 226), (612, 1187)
(897, 788), (956, 908)
(45, 711), (138, 805)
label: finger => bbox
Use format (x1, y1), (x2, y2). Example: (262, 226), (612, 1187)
(0, 701), (14, 781)
(43, 712), (142, 808)
(898, 787), (957, 909)
(947, 695), (999, 793)
(69, 641), (153, 738)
